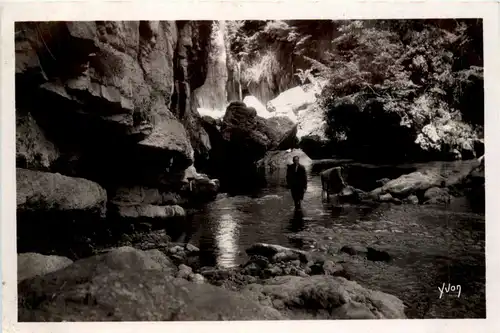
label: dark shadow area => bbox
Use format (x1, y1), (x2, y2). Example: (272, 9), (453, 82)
(287, 209), (306, 233)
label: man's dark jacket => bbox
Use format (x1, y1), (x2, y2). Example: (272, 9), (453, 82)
(286, 163), (308, 192)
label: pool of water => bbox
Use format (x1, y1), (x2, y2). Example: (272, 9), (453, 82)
(187, 161), (485, 318)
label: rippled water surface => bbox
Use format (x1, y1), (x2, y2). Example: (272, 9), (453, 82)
(188, 162), (485, 318)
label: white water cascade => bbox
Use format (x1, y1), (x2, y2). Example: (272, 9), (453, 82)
(194, 21), (229, 119)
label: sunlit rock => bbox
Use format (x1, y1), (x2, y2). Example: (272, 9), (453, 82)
(243, 95), (272, 118)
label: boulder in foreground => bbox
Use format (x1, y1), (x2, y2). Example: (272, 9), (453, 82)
(244, 275), (407, 319)
(18, 247), (283, 321)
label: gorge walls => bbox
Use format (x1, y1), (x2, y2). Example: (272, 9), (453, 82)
(15, 21), (220, 257)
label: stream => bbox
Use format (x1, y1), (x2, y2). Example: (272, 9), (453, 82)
(188, 160), (485, 318)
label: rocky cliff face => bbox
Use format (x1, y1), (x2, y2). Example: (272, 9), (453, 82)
(15, 21), (219, 256)
(16, 21), (214, 180)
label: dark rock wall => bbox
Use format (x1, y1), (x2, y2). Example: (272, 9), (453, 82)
(15, 21), (219, 257)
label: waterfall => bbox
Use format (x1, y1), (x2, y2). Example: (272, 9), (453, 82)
(194, 21), (229, 118)
(238, 61), (242, 101)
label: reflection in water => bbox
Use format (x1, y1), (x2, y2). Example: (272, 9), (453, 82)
(215, 213), (239, 268)
(288, 209), (305, 233)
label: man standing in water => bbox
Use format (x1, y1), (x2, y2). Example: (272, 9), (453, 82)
(286, 156), (308, 210)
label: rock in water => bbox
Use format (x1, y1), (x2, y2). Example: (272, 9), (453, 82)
(246, 243), (310, 263)
(16, 168), (107, 216)
(373, 171), (444, 198)
(18, 253), (73, 282)
(423, 187), (451, 204)
(18, 247), (283, 321)
(243, 275), (406, 319)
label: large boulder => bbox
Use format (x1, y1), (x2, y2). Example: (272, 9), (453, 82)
(18, 247), (284, 321)
(18, 253), (73, 282)
(221, 101), (297, 153)
(218, 102), (298, 183)
(243, 275), (406, 319)
(16, 168), (107, 216)
(372, 170), (444, 199)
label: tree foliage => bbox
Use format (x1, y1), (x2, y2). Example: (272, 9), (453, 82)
(309, 19), (484, 161)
